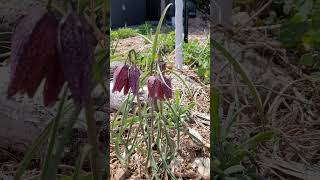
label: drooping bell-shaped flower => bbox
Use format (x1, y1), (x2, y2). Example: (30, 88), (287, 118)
(147, 76), (157, 100)
(8, 7), (98, 107)
(128, 65), (141, 95)
(156, 78), (165, 100)
(57, 10), (97, 106)
(112, 64), (141, 96)
(123, 77), (130, 95)
(112, 64), (130, 94)
(147, 76), (173, 101)
(7, 7), (64, 107)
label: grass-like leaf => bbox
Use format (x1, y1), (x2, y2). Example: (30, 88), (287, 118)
(73, 144), (93, 180)
(211, 40), (266, 128)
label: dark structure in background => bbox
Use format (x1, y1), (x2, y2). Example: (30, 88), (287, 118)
(110, 0), (147, 28)
(146, 0), (161, 22)
(110, 0), (196, 28)
(184, 0), (188, 42)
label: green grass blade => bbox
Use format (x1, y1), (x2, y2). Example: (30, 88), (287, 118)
(14, 121), (54, 180)
(166, 70), (192, 97)
(211, 87), (220, 146)
(211, 86), (224, 170)
(149, 3), (173, 68)
(242, 130), (275, 147)
(211, 40), (266, 127)
(15, 86), (68, 180)
(73, 144), (93, 180)
(136, 33), (153, 44)
(222, 105), (251, 141)
(45, 106), (82, 180)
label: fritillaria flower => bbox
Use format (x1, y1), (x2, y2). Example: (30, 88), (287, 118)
(58, 10), (97, 106)
(7, 8), (97, 107)
(7, 8), (63, 107)
(147, 76), (157, 100)
(112, 64), (130, 94)
(112, 64), (141, 95)
(147, 76), (173, 101)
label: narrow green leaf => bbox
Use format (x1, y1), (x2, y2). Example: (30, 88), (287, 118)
(136, 33), (153, 44)
(224, 165), (245, 175)
(73, 144), (93, 180)
(48, 106), (82, 180)
(212, 40), (266, 127)
(149, 3), (173, 70)
(14, 121), (54, 180)
(211, 86), (221, 156)
(243, 130), (274, 147)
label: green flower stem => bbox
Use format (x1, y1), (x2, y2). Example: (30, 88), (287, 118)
(136, 95), (145, 137)
(85, 99), (102, 180)
(146, 99), (155, 169)
(14, 121), (54, 180)
(51, 105), (82, 179)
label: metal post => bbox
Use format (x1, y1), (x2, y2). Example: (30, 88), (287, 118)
(175, 0), (184, 69)
(183, 0), (188, 43)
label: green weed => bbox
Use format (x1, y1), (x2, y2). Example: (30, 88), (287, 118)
(111, 27), (138, 40)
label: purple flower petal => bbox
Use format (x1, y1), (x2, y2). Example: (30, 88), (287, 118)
(128, 65), (140, 95)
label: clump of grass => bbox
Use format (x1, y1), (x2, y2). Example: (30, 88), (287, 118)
(158, 32), (210, 83)
(210, 39), (276, 178)
(184, 38), (210, 83)
(137, 22), (153, 35)
(111, 27), (138, 40)
(211, 87), (275, 179)
(159, 31), (175, 54)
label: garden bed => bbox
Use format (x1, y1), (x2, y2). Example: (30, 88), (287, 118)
(110, 12), (210, 179)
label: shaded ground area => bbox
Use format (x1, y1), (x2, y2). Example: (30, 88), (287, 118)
(211, 19), (320, 179)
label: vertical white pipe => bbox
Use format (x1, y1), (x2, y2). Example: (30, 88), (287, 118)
(175, 0), (183, 69)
